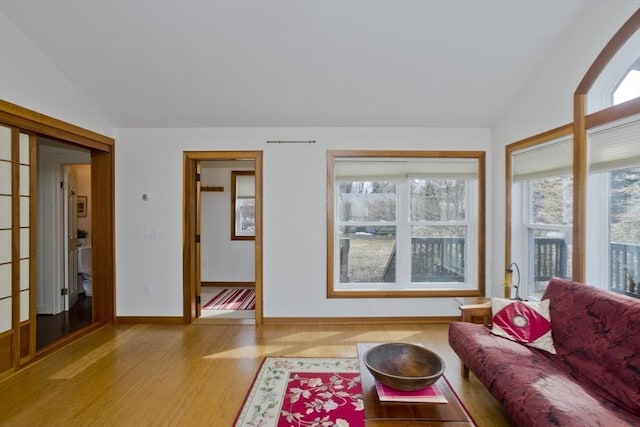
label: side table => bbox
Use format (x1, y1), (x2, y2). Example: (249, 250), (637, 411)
(454, 297), (491, 325)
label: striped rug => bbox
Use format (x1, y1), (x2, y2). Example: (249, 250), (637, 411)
(202, 288), (256, 310)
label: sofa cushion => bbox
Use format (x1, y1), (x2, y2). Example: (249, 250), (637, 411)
(449, 322), (640, 427)
(490, 297), (556, 354)
(543, 278), (640, 416)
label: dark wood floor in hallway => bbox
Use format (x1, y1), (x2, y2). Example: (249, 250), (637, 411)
(36, 293), (93, 349)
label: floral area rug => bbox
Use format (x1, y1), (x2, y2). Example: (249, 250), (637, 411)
(234, 357), (364, 427)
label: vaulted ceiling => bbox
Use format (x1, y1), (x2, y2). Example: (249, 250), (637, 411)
(0, 0), (592, 128)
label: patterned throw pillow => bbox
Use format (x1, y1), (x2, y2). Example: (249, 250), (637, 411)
(490, 298), (557, 354)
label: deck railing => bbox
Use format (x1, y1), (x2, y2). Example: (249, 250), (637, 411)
(340, 237), (465, 283)
(611, 242), (640, 298)
(340, 236), (640, 299)
(409, 237), (465, 282)
(533, 238), (568, 282)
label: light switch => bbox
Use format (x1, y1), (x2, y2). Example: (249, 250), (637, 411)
(144, 226), (160, 238)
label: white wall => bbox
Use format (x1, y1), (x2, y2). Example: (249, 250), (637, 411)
(0, 12), (113, 137)
(200, 164), (255, 283)
(4, 2), (637, 318)
(491, 2), (639, 297)
(114, 127), (492, 317)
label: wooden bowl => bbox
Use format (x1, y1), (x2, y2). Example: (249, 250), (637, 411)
(363, 343), (445, 391)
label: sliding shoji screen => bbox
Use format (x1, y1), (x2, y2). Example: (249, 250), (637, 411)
(18, 130), (33, 362)
(0, 125), (13, 375)
(0, 124), (34, 377)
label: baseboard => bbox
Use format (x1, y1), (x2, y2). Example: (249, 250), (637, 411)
(262, 316), (459, 325)
(114, 315), (458, 325)
(115, 316), (184, 324)
(201, 281), (255, 287)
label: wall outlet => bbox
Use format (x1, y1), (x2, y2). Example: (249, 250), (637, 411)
(143, 284), (151, 295)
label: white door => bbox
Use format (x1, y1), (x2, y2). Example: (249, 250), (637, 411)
(63, 165), (79, 309)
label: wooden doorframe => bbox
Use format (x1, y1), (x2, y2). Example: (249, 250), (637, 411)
(182, 151), (263, 324)
(0, 100), (115, 370)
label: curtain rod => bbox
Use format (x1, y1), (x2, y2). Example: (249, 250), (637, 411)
(266, 140), (316, 144)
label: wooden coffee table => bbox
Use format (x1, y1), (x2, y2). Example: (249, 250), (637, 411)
(357, 343), (474, 426)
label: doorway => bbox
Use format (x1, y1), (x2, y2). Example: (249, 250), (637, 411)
(199, 160), (255, 321)
(183, 151), (263, 324)
(0, 100), (115, 377)
(36, 139), (93, 349)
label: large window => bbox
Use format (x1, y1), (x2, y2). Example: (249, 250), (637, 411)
(585, 116), (640, 298)
(327, 151), (485, 297)
(507, 9), (640, 301)
(509, 134), (573, 299)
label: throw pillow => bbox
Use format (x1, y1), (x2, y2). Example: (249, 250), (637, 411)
(490, 297), (557, 354)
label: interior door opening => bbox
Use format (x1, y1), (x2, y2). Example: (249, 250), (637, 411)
(183, 151), (263, 325)
(198, 160), (255, 321)
(36, 138), (93, 350)
(0, 100), (115, 376)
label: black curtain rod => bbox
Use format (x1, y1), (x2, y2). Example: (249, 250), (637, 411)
(266, 140), (316, 144)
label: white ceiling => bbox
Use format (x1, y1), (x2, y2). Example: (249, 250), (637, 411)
(0, 0), (592, 128)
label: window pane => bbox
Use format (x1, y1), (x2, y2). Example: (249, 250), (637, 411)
(0, 298), (11, 334)
(410, 179), (466, 221)
(528, 228), (572, 298)
(0, 126), (10, 161)
(531, 177), (573, 225)
(339, 226), (396, 283)
(20, 289), (29, 322)
(610, 167), (640, 297)
(411, 226), (465, 282)
(338, 181), (396, 222)
(236, 199), (255, 234)
(613, 69), (640, 105)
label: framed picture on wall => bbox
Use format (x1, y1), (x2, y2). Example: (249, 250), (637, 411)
(77, 196), (87, 217)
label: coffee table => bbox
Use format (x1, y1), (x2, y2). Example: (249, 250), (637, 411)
(357, 343), (474, 426)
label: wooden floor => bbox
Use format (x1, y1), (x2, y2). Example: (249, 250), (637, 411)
(0, 322), (514, 426)
(36, 293), (93, 349)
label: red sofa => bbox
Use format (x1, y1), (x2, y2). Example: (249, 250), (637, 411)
(449, 277), (640, 427)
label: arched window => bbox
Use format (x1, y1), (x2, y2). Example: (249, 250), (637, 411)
(574, 9), (640, 297)
(613, 61), (640, 105)
(506, 9), (640, 301)
(587, 27), (640, 112)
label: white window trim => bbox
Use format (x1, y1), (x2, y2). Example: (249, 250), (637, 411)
(515, 179), (572, 300)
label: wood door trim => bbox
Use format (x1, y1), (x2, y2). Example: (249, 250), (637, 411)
(183, 151), (263, 325)
(0, 100), (113, 151)
(0, 100), (116, 372)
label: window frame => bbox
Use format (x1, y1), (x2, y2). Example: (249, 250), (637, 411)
(327, 150), (486, 298)
(521, 177), (573, 299)
(230, 170), (255, 241)
(505, 10), (640, 298)
(505, 125), (574, 299)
